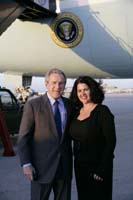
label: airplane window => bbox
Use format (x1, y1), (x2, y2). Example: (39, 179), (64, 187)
(0, 91), (16, 106)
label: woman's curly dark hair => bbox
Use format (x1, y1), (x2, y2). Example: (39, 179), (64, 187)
(69, 76), (104, 108)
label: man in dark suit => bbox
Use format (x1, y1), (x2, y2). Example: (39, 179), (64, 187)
(18, 68), (72, 200)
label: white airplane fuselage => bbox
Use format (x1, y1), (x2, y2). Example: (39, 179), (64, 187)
(0, 0), (133, 78)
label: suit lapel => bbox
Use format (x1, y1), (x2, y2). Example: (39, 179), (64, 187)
(41, 93), (59, 140)
(41, 94), (70, 143)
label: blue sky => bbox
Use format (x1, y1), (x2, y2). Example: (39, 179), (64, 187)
(0, 73), (133, 92)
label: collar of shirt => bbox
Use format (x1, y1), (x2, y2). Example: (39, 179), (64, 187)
(47, 92), (63, 108)
(47, 92), (67, 131)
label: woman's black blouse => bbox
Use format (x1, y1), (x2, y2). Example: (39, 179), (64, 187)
(69, 104), (116, 176)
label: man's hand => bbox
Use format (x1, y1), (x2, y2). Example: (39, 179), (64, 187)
(23, 165), (34, 181)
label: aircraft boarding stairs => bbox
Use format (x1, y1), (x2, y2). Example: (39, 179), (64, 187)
(0, 0), (57, 36)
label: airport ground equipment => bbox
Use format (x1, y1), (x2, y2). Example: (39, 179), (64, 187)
(0, 110), (15, 156)
(0, 88), (23, 135)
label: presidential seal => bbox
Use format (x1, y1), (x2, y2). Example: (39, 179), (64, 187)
(50, 12), (84, 48)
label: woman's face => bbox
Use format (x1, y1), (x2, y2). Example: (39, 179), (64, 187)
(77, 83), (92, 104)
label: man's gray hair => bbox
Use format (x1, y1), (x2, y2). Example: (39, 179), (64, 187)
(45, 68), (66, 83)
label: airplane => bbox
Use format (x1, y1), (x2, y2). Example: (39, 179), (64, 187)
(0, 0), (133, 87)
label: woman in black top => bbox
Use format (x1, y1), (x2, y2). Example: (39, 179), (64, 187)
(69, 76), (116, 200)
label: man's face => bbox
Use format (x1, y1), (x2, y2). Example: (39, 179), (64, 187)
(45, 73), (66, 99)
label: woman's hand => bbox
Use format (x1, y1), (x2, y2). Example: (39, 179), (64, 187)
(93, 173), (103, 182)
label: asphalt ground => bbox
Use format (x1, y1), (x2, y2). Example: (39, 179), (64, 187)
(0, 94), (133, 200)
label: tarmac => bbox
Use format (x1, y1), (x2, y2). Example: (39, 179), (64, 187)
(0, 95), (133, 200)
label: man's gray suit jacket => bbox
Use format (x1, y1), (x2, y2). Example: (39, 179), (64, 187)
(18, 93), (72, 183)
